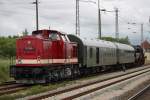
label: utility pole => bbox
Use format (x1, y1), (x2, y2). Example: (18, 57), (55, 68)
(115, 8), (119, 40)
(141, 23), (144, 43)
(32, 0), (39, 30)
(98, 0), (101, 39)
(33, 0), (39, 31)
(36, 0), (39, 31)
(76, 0), (80, 36)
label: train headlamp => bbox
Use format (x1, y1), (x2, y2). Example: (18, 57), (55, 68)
(37, 56), (41, 63)
(18, 59), (22, 64)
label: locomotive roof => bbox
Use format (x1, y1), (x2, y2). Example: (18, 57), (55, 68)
(32, 29), (67, 35)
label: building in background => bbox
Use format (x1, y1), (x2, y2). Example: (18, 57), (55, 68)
(141, 40), (150, 61)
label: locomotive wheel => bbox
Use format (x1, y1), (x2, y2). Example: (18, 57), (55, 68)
(46, 72), (52, 83)
(45, 65), (80, 83)
(71, 66), (80, 78)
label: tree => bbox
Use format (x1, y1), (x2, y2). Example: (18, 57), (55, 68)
(8, 35), (12, 39)
(100, 36), (131, 45)
(22, 28), (29, 36)
(118, 36), (130, 44)
(0, 37), (16, 58)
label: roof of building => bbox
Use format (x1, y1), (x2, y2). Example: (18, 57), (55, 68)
(141, 40), (150, 49)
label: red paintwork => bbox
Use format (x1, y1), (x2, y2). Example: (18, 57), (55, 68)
(16, 29), (78, 67)
(16, 36), (43, 59)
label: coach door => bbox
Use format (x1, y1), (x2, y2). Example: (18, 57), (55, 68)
(96, 48), (99, 64)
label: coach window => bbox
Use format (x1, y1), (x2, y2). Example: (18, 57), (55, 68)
(89, 48), (93, 58)
(96, 48), (99, 64)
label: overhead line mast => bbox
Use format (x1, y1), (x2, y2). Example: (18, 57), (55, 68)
(141, 23), (144, 43)
(33, 0), (39, 31)
(115, 8), (119, 41)
(98, 0), (101, 39)
(36, 0), (39, 31)
(76, 0), (80, 36)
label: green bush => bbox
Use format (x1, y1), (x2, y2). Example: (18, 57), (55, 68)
(0, 37), (16, 83)
(101, 36), (131, 44)
(0, 37), (16, 58)
(0, 59), (13, 83)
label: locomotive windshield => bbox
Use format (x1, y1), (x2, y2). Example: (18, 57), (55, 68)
(49, 32), (60, 40)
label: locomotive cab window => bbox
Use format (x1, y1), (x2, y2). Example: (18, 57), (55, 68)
(61, 35), (68, 42)
(49, 33), (60, 40)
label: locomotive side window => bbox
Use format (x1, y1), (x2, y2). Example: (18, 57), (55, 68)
(61, 35), (68, 42)
(65, 35), (70, 42)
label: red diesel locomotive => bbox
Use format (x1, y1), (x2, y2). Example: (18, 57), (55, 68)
(10, 30), (79, 83)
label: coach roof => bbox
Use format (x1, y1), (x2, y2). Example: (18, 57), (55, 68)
(68, 34), (116, 49)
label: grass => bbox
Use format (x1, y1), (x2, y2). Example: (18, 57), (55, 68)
(0, 81), (76, 100)
(0, 58), (13, 83)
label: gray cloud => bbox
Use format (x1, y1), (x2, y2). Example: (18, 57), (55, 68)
(0, 0), (150, 44)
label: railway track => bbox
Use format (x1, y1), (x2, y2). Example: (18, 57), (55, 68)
(0, 64), (147, 98)
(128, 84), (150, 100)
(22, 65), (150, 100)
(0, 82), (27, 96)
(0, 81), (16, 86)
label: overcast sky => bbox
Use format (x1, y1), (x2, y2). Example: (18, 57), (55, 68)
(0, 0), (150, 44)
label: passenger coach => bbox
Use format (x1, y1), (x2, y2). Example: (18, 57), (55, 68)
(68, 34), (135, 71)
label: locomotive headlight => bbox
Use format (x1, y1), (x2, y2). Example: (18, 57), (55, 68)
(37, 56), (41, 63)
(18, 59), (22, 64)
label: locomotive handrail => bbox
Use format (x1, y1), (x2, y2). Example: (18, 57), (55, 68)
(10, 56), (15, 65)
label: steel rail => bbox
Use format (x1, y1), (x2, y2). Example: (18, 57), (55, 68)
(0, 81), (16, 86)
(0, 83), (28, 96)
(128, 84), (150, 100)
(0, 87), (27, 96)
(0, 84), (24, 91)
